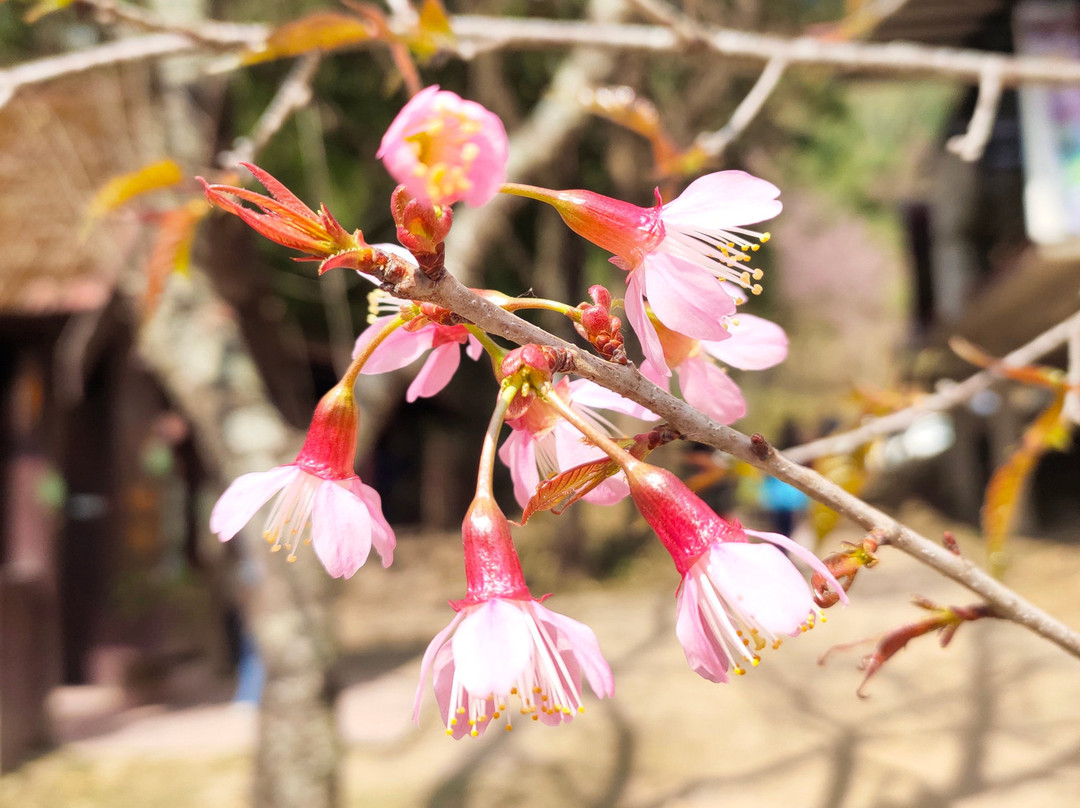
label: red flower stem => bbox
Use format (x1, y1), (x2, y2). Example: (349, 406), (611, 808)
(540, 384), (640, 474)
(341, 314), (406, 388)
(475, 383), (520, 500)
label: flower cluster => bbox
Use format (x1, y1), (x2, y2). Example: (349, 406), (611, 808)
(204, 86), (848, 740)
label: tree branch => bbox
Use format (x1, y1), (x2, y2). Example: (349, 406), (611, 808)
(12, 9), (1080, 111)
(784, 308), (1080, 463)
(372, 260), (1080, 661)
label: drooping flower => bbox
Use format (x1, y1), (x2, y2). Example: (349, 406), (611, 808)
(640, 311), (788, 425)
(355, 297), (483, 403)
(379, 86), (508, 207)
(502, 171), (781, 374)
(414, 497), (613, 738)
(498, 377), (657, 508)
(199, 163), (382, 275)
(623, 459), (846, 682)
(209, 381), (395, 578)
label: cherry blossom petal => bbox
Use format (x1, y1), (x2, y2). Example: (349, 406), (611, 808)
(567, 378), (659, 421)
(210, 465), (299, 542)
(624, 271), (669, 376)
(452, 599), (532, 696)
(533, 604), (615, 698)
(745, 529), (850, 605)
(499, 429), (541, 508)
(414, 610), (465, 723)
(311, 480), (373, 579)
(356, 315), (435, 374)
(350, 480), (396, 567)
(677, 357), (746, 425)
(661, 171), (782, 230)
(465, 334), (484, 361)
(675, 575), (731, 683)
(702, 314), (788, 370)
(645, 253), (736, 342)
(406, 341), (461, 402)
(704, 542), (817, 637)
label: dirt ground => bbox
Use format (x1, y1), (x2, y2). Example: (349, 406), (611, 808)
(3, 502), (1080, 808)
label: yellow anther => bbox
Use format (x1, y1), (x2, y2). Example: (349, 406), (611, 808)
(450, 718), (457, 726)
(533, 687), (542, 694)
(270, 545), (282, 553)
(286, 554), (297, 563)
(446, 729), (453, 736)
(457, 707), (466, 715)
(752, 656), (761, 667)
(751, 244), (760, 251)
(761, 232), (771, 242)
(468, 719), (475, 726)
(772, 639), (782, 650)
(751, 284), (763, 295)
(741, 244), (750, 251)
(510, 688), (518, 695)
(577, 707), (585, 714)
(821, 614), (827, 623)
(531, 715), (539, 721)
(470, 729), (478, 737)
(734, 667), (746, 676)
(505, 724), (513, 732)
(740, 271), (752, 285)
(492, 711), (501, 719)
(752, 268), (764, 280)
(742, 638), (750, 646)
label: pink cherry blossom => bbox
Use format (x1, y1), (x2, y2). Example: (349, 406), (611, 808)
(503, 171), (781, 374)
(623, 460), (846, 683)
(498, 378), (657, 508)
(354, 312), (483, 402)
(415, 596), (614, 738)
(378, 85), (508, 207)
(641, 311), (789, 425)
(209, 383), (395, 578)
(414, 497), (612, 737)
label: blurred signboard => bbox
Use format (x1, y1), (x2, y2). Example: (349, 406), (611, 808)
(1015, 0), (1080, 246)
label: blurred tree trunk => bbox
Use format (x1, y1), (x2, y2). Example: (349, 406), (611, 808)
(140, 270), (339, 808)
(142, 1), (340, 804)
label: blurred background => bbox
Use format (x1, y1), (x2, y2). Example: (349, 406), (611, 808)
(1, 0), (1079, 806)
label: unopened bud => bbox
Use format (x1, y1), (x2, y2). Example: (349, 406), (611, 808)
(391, 184), (454, 257)
(574, 284), (625, 364)
(813, 533), (880, 608)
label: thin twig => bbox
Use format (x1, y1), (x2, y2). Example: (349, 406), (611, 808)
(695, 55), (788, 159)
(784, 308), (1080, 463)
(219, 53), (323, 168)
(946, 60), (1005, 162)
(372, 260), (1080, 661)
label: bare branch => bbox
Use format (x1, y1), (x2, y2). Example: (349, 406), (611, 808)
(784, 308), (1080, 463)
(219, 53), (323, 168)
(946, 59), (1005, 162)
(12, 11), (1080, 111)
(371, 261), (1080, 661)
(695, 55), (788, 160)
